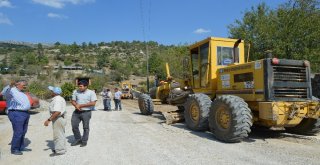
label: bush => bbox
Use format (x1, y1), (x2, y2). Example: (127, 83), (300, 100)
(89, 75), (108, 92)
(28, 82), (51, 99)
(61, 82), (75, 101)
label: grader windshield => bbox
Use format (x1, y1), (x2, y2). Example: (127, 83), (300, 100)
(217, 46), (239, 66)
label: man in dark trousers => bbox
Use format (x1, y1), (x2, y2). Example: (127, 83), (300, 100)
(6, 80), (31, 155)
(71, 80), (97, 147)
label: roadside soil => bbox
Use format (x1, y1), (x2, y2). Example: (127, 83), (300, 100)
(0, 97), (320, 165)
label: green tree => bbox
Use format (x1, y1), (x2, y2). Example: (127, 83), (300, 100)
(81, 42), (87, 50)
(228, 0), (320, 72)
(54, 42), (61, 47)
(37, 43), (44, 57)
(70, 42), (79, 55)
(25, 52), (37, 65)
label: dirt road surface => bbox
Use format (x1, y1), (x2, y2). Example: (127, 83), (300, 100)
(0, 97), (320, 165)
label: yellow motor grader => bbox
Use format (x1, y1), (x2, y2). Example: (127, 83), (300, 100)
(120, 81), (133, 99)
(138, 37), (320, 142)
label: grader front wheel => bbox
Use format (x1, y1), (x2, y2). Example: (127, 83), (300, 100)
(209, 95), (253, 143)
(184, 94), (211, 131)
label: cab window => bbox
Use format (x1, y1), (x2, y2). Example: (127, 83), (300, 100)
(191, 48), (200, 88)
(217, 46), (239, 65)
(200, 43), (209, 87)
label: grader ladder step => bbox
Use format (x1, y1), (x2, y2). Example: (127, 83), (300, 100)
(152, 99), (162, 105)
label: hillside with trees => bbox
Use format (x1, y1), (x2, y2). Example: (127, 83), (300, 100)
(0, 40), (188, 98)
(0, 0), (318, 99)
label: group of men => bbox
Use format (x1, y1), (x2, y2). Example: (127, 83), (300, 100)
(3, 80), (97, 157)
(100, 88), (122, 111)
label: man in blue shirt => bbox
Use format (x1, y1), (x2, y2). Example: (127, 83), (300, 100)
(114, 88), (122, 111)
(6, 80), (31, 155)
(71, 80), (97, 147)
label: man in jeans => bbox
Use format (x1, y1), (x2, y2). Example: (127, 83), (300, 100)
(6, 80), (31, 155)
(44, 86), (66, 157)
(113, 88), (122, 111)
(71, 80), (97, 147)
(100, 88), (112, 111)
(105, 89), (112, 110)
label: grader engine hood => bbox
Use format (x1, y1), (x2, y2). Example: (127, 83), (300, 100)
(264, 58), (312, 101)
(217, 58), (313, 102)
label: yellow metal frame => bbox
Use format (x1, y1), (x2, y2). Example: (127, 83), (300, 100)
(154, 36), (320, 128)
(188, 37), (245, 98)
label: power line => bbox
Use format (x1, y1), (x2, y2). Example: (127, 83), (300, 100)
(139, 0), (151, 93)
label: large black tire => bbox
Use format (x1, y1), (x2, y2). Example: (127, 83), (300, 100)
(286, 118), (320, 135)
(209, 95), (252, 143)
(138, 94), (154, 115)
(184, 94), (211, 131)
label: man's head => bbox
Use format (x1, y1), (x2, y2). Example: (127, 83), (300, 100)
(78, 80), (89, 92)
(15, 80), (28, 91)
(114, 88), (118, 92)
(48, 86), (62, 96)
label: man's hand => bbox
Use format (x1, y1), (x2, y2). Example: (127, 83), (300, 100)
(44, 120), (50, 126)
(75, 104), (81, 111)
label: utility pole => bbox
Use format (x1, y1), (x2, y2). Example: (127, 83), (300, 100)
(146, 44), (150, 93)
(140, 48), (150, 93)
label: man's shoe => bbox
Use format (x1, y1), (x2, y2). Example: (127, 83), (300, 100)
(21, 148), (32, 152)
(80, 142), (87, 147)
(11, 150), (23, 155)
(49, 152), (65, 157)
(51, 149), (56, 153)
(71, 140), (81, 146)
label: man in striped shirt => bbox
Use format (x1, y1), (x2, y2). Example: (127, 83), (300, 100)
(6, 80), (31, 155)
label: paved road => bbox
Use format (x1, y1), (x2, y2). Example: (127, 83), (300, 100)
(0, 98), (320, 165)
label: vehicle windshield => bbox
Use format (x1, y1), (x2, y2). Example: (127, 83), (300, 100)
(217, 46), (239, 66)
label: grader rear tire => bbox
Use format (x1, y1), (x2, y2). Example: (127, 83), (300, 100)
(138, 94), (154, 115)
(209, 95), (252, 143)
(184, 94), (211, 131)
(286, 118), (320, 135)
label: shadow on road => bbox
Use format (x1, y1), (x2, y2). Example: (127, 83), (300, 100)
(66, 135), (75, 144)
(44, 140), (54, 151)
(131, 110), (316, 143)
(132, 111), (166, 122)
(24, 138), (31, 147)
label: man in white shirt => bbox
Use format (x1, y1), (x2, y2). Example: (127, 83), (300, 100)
(71, 80), (97, 147)
(44, 86), (67, 157)
(114, 88), (122, 111)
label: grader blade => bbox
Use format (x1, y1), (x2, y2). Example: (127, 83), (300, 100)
(162, 110), (184, 125)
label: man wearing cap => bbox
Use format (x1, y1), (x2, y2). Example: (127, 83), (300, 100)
(71, 80), (97, 147)
(44, 86), (67, 157)
(6, 80), (31, 155)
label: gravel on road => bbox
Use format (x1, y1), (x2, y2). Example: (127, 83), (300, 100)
(0, 98), (320, 165)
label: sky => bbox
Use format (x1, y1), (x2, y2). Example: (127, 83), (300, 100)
(0, 0), (288, 45)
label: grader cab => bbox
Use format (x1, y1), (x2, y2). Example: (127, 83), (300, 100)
(138, 37), (320, 142)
